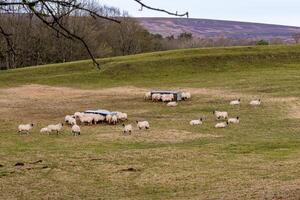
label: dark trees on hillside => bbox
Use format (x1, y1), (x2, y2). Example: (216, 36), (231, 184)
(0, 0), (189, 70)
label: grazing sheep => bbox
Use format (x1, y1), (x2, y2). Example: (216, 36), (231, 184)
(40, 127), (51, 134)
(189, 118), (203, 126)
(18, 124), (34, 134)
(64, 115), (75, 123)
(182, 92), (191, 100)
(74, 112), (85, 119)
(67, 117), (76, 126)
(215, 122), (228, 128)
(122, 124), (132, 135)
(228, 117), (240, 124)
(115, 112), (128, 121)
(79, 115), (93, 125)
(47, 123), (63, 134)
(106, 114), (112, 124)
(136, 121), (150, 130)
(161, 94), (174, 102)
(230, 99), (241, 105)
(71, 125), (81, 136)
(111, 115), (118, 125)
(144, 92), (152, 100)
(250, 99), (261, 106)
(213, 111), (228, 120)
(90, 114), (105, 124)
(167, 101), (178, 107)
(152, 93), (161, 102)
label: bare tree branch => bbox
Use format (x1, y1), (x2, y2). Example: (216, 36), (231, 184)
(133, 0), (189, 18)
(0, 0), (189, 69)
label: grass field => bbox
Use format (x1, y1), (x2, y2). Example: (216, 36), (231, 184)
(1, 45), (300, 199)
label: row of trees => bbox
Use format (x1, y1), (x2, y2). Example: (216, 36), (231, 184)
(0, 2), (164, 70)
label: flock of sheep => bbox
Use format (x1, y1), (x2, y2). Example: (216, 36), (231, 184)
(190, 98), (261, 128)
(17, 91), (261, 136)
(18, 111), (129, 136)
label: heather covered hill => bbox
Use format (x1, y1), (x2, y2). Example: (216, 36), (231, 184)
(137, 17), (300, 41)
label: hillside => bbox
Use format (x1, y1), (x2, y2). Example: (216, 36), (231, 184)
(1, 45), (300, 199)
(136, 17), (300, 41)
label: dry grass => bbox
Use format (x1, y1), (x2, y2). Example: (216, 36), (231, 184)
(1, 84), (300, 199)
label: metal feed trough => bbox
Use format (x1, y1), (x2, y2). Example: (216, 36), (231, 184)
(84, 109), (117, 116)
(151, 90), (183, 101)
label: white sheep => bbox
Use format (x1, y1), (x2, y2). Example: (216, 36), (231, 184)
(167, 101), (178, 107)
(71, 124), (81, 136)
(250, 99), (261, 106)
(111, 115), (118, 125)
(47, 123), (63, 134)
(106, 114), (112, 124)
(89, 114), (105, 124)
(40, 127), (51, 134)
(230, 99), (241, 105)
(189, 118), (203, 126)
(182, 92), (191, 100)
(18, 123), (34, 134)
(213, 111), (228, 120)
(228, 117), (240, 124)
(67, 117), (76, 126)
(136, 121), (150, 130)
(74, 112), (85, 119)
(144, 92), (152, 100)
(64, 115), (75, 123)
(79, 115), (93, 125)
(115, 112), (128, 121)
(161, 94), (174, 102)
(122, 124), (132, 134)
(152, 93), (161, 102)
(215, 122), (228, 128)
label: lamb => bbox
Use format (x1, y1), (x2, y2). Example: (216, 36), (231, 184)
(161, 94), (174, 102)
(71, 124), (81, 136)
(111, 115), (118, 125)
(215, 121), (228, 128)
(213, 111), (228, 120)
(47, 123), (63, 134)
(250, 99), (261, 106)
(136, 121), (150, 130)
(230, 99), (241, 105)
(228, 116), (240, 124)
(167, 101), (178, 107)
(182, 92), (191, 100)
(122, 124), (132, 135)
(40, 127), (51, 134)
(152, 93), (161, 102)
(18, 123), (34, 134)
(189, 118), (203, 126)
(144, 92), (152, 100)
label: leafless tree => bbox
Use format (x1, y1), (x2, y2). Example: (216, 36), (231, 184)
(0, 0), (188, 69)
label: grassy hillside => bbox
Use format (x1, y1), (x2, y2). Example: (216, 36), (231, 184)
(1, 45), (300, 199)
(2, 45), (300, 96)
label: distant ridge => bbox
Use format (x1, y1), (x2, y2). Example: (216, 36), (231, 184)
(136, 17), (300, 41)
